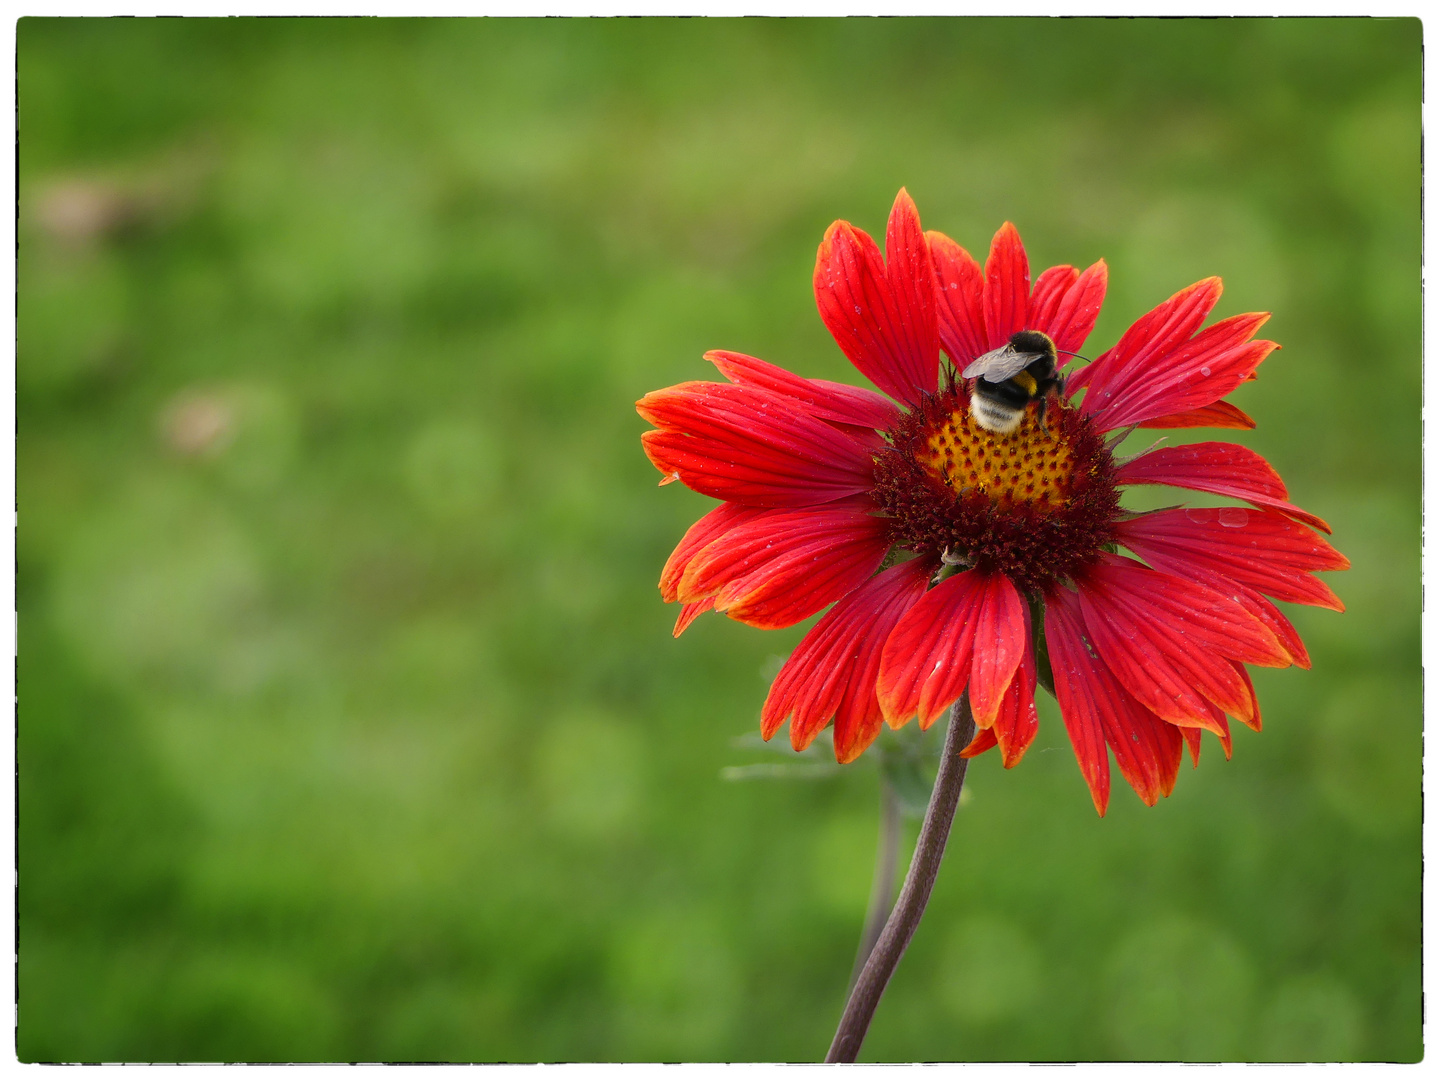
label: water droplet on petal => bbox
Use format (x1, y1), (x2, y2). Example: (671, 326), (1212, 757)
(1218, 507), (1249, 527)
(1185, 507), (1212, 523)
(854, 305), (862, 314)
(1200, 365), (1212, 376)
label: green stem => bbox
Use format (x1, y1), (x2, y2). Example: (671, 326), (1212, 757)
(824, 695), (977, 1063)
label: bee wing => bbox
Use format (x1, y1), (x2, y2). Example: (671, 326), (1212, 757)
(962, 345), (1047, 383)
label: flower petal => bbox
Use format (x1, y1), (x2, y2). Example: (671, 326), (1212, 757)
(660, 502), (766, 602)
(673, 597), (714, 637)
(1181, 718), (1234, 767)
(883, 190), (941, 395)
(1182, 725), (1201, 767)
(1138, 400), (1256, 431)
(761, 558), (933, 764)
(1082, 312), (1278, 431)
(813, 189), (939, 406)
(1230, 660), (1262, 732)
(1090, 553), (1290, 666)
(1041, 590), (1112, 816)
(1117, 515), (1319, 668)
(1105, 705), (1184, 805)
(928, 230), (988, 366)
(1043, 259), (1108, 361)
(960, 725), (999, 759)
(966, 574), (1029, 729)
(983, 222), (1031, 349)
(877, 569), (1025, 731)
(1045, 587), (1185, 809)
(1076, 556), (1286, 730)
(1235, 587), (1310, 670)
(1216, 713), (1235, 757)
(1079, 277), (1222, 417)
(876, 569), (985, 729)
(1066, 607), (1241, 736)
(1117, 546), (1316, 670)
(1115, 442), (1332, 534)
(1027, 265), (1079, 333)
(680, 498), (890, 629)
(639, 382), (877, 507)
(990, 628), (1039, 769)
(705, 350), (901, 430)
(1117, 506), (1346, 613)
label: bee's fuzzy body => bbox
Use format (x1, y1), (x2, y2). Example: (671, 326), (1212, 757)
(964, 330), (1065, 435)
(969, 392), (1028, 434)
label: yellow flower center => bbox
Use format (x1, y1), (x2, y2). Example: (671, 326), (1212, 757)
(917, 400), (1077, 508)
(873, 384), (1120, 594)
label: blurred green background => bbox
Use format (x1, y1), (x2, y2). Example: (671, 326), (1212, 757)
(17, 17), (1420, 1063)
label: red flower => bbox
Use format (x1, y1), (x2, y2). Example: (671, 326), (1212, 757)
(638, 190), (1347, 815)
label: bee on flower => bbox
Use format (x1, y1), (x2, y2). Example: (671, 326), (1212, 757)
(637, 190), (1346, 815)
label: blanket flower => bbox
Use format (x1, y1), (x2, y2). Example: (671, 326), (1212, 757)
(638, 190), (1345, 814)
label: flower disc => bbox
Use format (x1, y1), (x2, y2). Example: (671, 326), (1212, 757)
(873, 383), (1120, 594)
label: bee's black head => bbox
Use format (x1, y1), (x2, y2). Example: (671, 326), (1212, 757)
(1009, 329), (1057, 358)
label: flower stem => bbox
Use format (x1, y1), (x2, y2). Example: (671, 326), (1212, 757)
(824, 695), (977, 1063)
(846, 773), (901, 994)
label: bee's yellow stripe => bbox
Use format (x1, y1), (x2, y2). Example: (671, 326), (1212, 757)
(1014, 371), (1038, 395)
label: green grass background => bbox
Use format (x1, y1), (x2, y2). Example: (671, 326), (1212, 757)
(17, 16), (1420, 1063)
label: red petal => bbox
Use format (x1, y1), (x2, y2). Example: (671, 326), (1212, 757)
(1090, 553), (1289, 666)
(1046, 589), (1182, 809)
(1041, 590), (1112, 816)
(1120, 548), (1315, 670)
(876, 569), (1025, 731)
(705, 350), (901, 430)
(673, 597), (714, 637)
(959, 725), (999, 759)
(1115, 442), (1332, 534)
(1027, 266), (1079, 339)
(828, 422), (888, 454)
(1117, 506), (1346, 614)
(876, 569), (985, 729)
(1084, 312), (1277, 431)
(983, 222), (1031, 349)
(761, 558), (933, 763)
(883, 190), (941, 393)
(1110, 708), (1184, 804)
(680, 499), (890, 629)
(1138, 400), (1256, 431)
(991, 630), (1039, 769)
(928, 230), (988, 366)
(813, 190), (939, 406)
(1239, 588), (1311, 670)
(1076, 556), (1286, 730)
(1196, 702), (1236, 759)
(1123, 518), (1319, 665)
(1215, 712), (1235, 758)
(1081, 277), (1223, 418)
(1039, 259), (1108, 361)
(639, 382), (877, 507)
(1182, 726), (1202, 767)
(660, 502), (766, 602)
(965, 574), (1028, 729)
(1231, 661), (1261, 732)
(1069, 597), (1249, 735)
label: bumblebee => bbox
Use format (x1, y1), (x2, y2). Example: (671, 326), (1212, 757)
(961, 329), (1065, 435)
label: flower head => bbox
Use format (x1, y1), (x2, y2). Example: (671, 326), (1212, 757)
(638, 190), (1346, 814)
